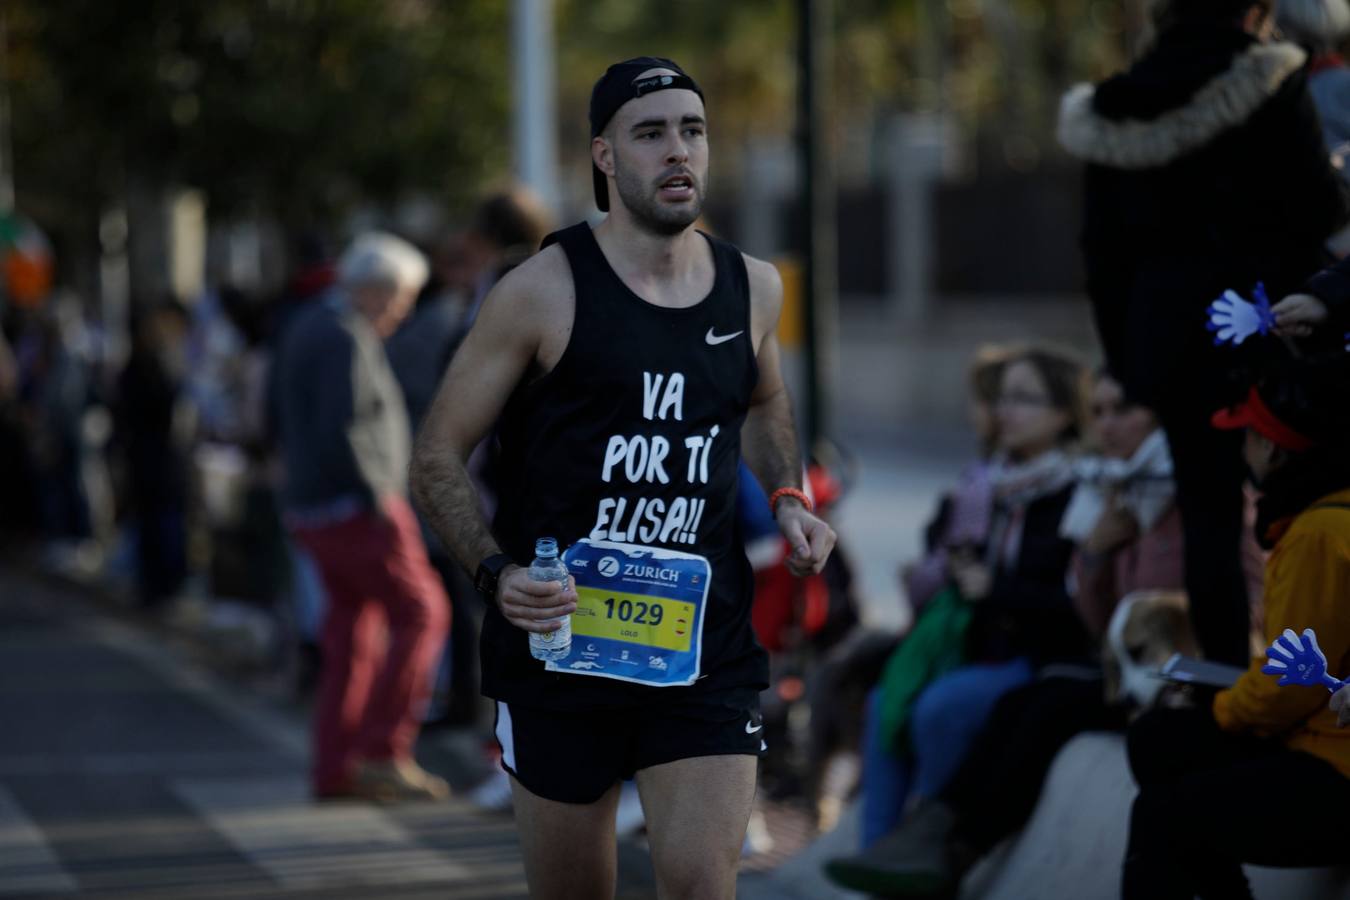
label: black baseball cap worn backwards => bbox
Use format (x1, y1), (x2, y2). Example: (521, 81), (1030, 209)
(589, 56), (705, 212)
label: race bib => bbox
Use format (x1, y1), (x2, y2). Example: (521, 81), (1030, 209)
(547, 539), (710, 687)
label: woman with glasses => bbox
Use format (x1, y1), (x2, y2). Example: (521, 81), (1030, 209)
(827, 347), (1090, 893)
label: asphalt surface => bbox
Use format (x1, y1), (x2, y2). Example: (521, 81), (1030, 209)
(0, 568), (546, 899)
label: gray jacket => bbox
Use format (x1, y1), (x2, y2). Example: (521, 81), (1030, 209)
(276, 294), (411, 515)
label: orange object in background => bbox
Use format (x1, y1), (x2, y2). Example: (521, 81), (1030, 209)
(773, 256), (804, 351)
(750, 462), (845, 653)
(0, 213), (54, 309)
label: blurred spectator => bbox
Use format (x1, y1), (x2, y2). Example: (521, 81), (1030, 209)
(386, 191), (553, 730)
(1122, 353), (1350, 899)
(798, 346), (1014, 830)
(275, 232), (449, 802)
(0, 327), (15, 406)
(30, 301), (95, 543)
(386, 250), (477, 726)
(197, 288), (290, 615)
(901, 345), (1016, 614)
(272, 232), (338, 348)
(852, 347), (1088, 848)
(1277, 0), (1350, 157)
(115, 298), (192, 607)
(264, 236), (339, 691)
(1058, 0), (1348, 666)
(1065, 370), (1185, 636)
(461, 188), (555, 322)
(0, 325), (32, 536)
(387, 238), (472, 434)
(824, 369), (1184, 896)
(0, 328), (14, 400)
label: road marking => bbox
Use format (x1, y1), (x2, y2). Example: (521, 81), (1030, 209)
(76, 617), (308, 758)
(174, 777), (474, 889)
(0, 786), (79, 895)
(0, 751), (296, 778)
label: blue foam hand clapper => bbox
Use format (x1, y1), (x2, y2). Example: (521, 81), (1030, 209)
(1261, 628), (1348, 692)
(1207, 283), (1275, 347)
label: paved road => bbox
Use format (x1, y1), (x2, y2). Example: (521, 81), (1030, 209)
(0, 569), (541, 899)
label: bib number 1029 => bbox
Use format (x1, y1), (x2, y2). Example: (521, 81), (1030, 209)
(602, 596), (664, 626)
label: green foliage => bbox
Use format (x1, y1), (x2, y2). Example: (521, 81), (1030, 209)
(553, 0), (1128, 178)
(7, 0), (511, 229)
(5, 0), (1128, 238)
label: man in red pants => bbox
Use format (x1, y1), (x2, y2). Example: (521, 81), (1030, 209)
(277, 232), (450, 802)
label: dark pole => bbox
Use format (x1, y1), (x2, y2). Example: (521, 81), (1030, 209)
(797, 0), (836, 451)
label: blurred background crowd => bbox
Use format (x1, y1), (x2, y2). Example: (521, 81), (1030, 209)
(4, 1), (1350, 897)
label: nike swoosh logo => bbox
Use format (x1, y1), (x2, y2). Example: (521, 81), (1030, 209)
(745, 721), (763, 734)
(706, 328), (744, 346)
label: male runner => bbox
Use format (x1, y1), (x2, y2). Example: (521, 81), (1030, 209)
(410, 57), (835, 899)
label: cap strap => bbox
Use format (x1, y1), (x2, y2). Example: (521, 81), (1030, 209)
(632, 73), (700, 98)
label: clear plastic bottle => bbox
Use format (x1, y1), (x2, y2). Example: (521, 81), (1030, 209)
(527, 537), (572, 661)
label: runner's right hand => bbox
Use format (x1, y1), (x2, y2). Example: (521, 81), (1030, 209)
(496, 565), (578, 634)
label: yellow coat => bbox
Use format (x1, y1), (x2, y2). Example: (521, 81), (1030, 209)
(1213, 487), (1350, 778)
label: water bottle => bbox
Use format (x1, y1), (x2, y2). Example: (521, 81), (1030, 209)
(528, 537), (572, 661)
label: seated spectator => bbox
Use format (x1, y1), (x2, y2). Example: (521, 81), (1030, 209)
(825, 370), (1186, 895)
(901, 344), (1013, 616)
(797, 346), (1013, 831)
(849, 347), (1089, 849)
(1065, 370), (1184, 637)
(1122, 354), (1350, 899)
(116, 299), (192, 607)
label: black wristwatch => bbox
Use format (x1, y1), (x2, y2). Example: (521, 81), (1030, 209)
(475, 553), (515, 602)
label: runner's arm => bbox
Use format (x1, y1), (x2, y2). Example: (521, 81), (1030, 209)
(741, 260), (803, 498)
(410, 273), (534, 571)
(740, 255), (835, 575)
(409, 260), (578, 631)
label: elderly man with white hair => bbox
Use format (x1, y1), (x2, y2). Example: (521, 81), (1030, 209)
(276, 231), (451, 803)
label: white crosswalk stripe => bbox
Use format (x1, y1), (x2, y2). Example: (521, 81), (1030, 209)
(0, 785), (79, 896)
(173, 777), (477, 890)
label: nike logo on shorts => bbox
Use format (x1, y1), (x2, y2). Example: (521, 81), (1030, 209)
(706, 328), (744, 346)
(745, 720), (764, 734)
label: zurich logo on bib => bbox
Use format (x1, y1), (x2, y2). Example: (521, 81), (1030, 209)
(551, 539), (711, 687)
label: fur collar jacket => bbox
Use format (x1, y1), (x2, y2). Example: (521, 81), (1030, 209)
(1058, 25), (1306, 169)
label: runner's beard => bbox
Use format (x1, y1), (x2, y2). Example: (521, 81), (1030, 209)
(614, 161), (706, 236)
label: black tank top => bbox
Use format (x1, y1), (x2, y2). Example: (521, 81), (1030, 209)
(485, 222), (770, 710)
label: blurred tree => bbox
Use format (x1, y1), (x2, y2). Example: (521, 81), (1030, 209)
(3, 0), (1130, 302)
(6, 0), (510, 245)
(553, 0), (1129, 189)
(554, 0), (796, 197)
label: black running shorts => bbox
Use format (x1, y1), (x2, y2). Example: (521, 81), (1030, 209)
(493, 689), (767, 804)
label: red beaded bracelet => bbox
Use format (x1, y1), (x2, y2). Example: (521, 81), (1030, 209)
(769, 487), (814, 515)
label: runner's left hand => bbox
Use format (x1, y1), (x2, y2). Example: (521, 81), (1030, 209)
(776, 501), (836, 577)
